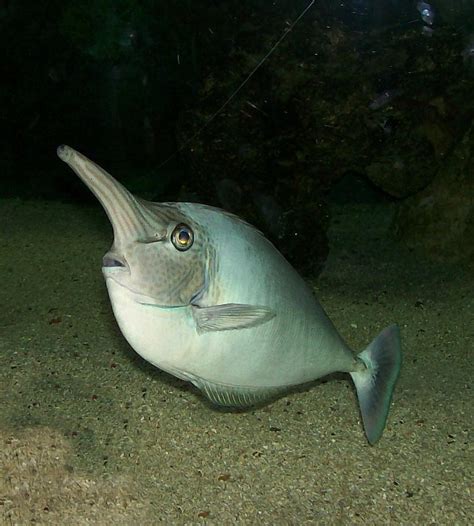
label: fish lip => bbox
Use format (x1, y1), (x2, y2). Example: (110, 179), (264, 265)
(101, 253), (129, 272)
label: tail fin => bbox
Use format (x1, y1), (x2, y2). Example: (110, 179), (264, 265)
(350, 325), (402, 445)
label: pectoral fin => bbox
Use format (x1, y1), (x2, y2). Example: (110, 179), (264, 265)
(192, 303), (275, 333)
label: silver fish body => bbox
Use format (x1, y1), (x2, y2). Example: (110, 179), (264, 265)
(105, 203), (353, 393)
(58, 145), (401, 444)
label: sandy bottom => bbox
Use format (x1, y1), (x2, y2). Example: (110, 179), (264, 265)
(0, 198), (471, 525)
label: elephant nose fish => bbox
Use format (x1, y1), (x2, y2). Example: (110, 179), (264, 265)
(57, 144), (401, 445)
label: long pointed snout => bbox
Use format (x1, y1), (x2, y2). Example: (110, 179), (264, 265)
(57, 145), (159, 244)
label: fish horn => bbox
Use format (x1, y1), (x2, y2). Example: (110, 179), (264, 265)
(57, 145), (157, 244)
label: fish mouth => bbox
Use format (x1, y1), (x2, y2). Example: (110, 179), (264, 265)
(101, 253), (129, 273)
(102, 255), (127, 269)
(101, 253), (163, 304)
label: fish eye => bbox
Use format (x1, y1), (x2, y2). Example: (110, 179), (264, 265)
(171, 223), (194, 251)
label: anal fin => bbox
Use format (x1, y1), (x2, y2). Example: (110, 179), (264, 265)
(193, 377), (286, 408)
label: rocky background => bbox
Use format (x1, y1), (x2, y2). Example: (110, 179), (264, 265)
(1, 0), (473, 270)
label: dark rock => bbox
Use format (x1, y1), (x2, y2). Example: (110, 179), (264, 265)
(365, 151), (434, 199)
(329, 172), (388, 204)
(394, 124), (474, 262)
(216, 178), (243, 213)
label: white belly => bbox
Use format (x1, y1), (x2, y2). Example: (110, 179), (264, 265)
(105, 277), (354, 389)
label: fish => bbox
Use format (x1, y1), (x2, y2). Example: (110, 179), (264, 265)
(57, 145), (402, 445)
(416, 2), (434, 26)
